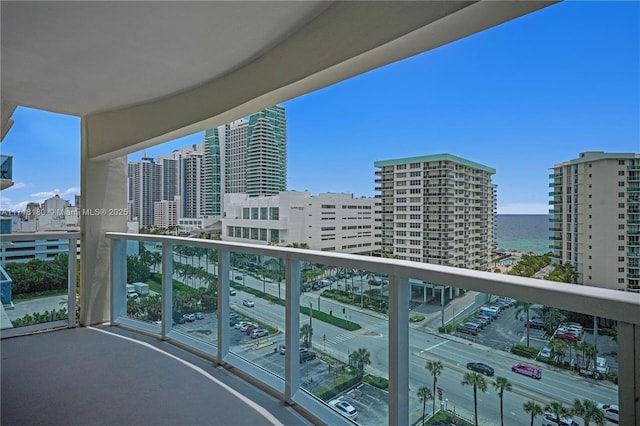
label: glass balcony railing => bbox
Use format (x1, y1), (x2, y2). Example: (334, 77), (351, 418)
(0, 155), (13, 190)
(106, 233), (639, 426)
(0, 232), (79, 336)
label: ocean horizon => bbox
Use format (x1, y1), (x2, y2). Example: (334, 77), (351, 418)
(496, 214), (550, 255)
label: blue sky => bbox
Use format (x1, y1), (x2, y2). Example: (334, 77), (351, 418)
(1, 1), (638, 214)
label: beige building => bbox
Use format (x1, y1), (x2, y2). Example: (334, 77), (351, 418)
(375, 153), (496, 270)
(550, 151), (640, 291)
(222, 191), (380, 255)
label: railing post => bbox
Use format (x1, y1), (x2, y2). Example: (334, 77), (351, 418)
(217, 250), (230, 362)
(284, 259), (301, 404)
(617, 321), (639, 425)
(110, 238), (127, 322)
(161, 242), (173, 339)
(389, 274), (409, 426)
(67, 237), (77, 328)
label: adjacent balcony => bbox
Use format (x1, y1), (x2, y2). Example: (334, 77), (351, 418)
(0, 154), (13, 190)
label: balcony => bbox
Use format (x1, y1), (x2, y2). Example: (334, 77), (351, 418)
(0, 154), (13, 190)
(5, 233), (638, 425)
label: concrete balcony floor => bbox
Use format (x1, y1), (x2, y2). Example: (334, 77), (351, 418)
(1, 326), (312, 426)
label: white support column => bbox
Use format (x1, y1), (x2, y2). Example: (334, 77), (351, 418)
(284, 259), (301, 404)
(389, 275), (409, 426)
(67, 237), (77, 328)
(110, 238), (127, 321)
(217, 250), (230, 362)
(161, 242), (173, 339)
(80, 117), (127, 325)
(617, 321), (639, 425)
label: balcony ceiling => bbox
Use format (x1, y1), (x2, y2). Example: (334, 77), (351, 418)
(1, 1), (555, 159)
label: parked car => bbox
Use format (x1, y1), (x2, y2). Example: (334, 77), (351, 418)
(243, 299), (255, 307)
(329, 399), (358, 420)
(512, 363), (542, 379)
(251, 328), (268, 338)
(466, 362), (494, 376)
(234, 320), (247, 330)
(473, 316), (489, 327)
(299, 348), (316, 363)
(596, 403), (619, 423)
(527, 319), (546, 330)
(239, 322), (254, 332)
(554, 332), (580, 342)
(195, 312), (204, 320)
(368, 279), (383, 286)
(229, 289), (236, 296)
(182, 313), (196, 322)
(151, 320), (162, 326)
(538, 347), (552, 359)
(234, 276), (243, 280)
(456, 324), (478, 335)
(475, 314), (493, 324)
(541, 414), (580, 426)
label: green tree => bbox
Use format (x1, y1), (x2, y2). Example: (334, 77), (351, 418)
(541, 307), (566, 336)
(417, 386), (432, 423)
(462, 372), (488, 426)
(548, 262), (579, 283)
(549, 338), (568, 365)
(300, 324), (313, 348)
(126, 255), (151, 283)
(545, 401), (572, 426)
(523, 401), (544, 426)
(514, 301), (543, 347)
(493, 376), (512, 426)
(573, 399), (605, 426)
(350, 347), (371, 376)
(425, 359), (443, 417)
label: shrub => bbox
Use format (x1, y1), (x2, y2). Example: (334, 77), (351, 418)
(363, 374), (388, 390)
(510, 344), (538, 358)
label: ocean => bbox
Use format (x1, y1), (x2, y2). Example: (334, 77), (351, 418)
(496, 214), (550, 255)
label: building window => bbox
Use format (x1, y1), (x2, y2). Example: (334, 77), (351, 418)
(251, 207), (259, 220)
(619, 160), (625, 165)
(619, 235), (625, 240)
(269, 207), (279, 220)
(619, 170), (625, 176)
(619, 224), (625, 230)
(396, 172), (406, 178)
(618, 267), (625, 272)
(618, 256), (625, 261)
(618, 278), (625, 284)
(619, 203), (625, 208)
(618, 181), (625, 187)
(619, 192), (625, 197)
(618, 246), (624, 251)
(243, 208), (250, 219)
(619, 213), (625, 219)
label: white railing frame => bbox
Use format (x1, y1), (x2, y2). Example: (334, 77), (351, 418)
(0, 231), (80, 337)
(107, 232), (640, 426)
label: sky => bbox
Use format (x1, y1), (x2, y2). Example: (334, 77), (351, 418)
(1, 1), (638, 215)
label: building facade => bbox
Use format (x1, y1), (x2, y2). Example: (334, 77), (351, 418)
(128, 155), (161, 227)
(203, 106), (287, 216)
(222, 191), (380, 255)
(549, 151), (640, 292)
(375, 154), (496, 270)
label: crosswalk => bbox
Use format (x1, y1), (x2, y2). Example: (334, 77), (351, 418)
(326, 332), (357, 346)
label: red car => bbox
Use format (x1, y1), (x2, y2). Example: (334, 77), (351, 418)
(512, 363), (542, 379)
(554, 332), (579, 342)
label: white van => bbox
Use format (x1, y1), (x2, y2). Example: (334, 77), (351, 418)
(595, 357), (608, 374)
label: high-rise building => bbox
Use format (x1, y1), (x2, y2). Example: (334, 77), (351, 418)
(203, 105), (287, 216)
(374, 154), (496, 271)
(128, 154), (161, 227)
(182, 146), (205, 218)
(549, 151), (640, 292)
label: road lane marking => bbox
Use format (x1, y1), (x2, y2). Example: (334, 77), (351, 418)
(419, 340), (448, 353)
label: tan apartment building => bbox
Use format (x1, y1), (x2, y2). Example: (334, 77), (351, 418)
(550, 151), (640, 291)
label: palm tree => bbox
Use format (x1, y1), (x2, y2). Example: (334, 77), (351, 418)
(425, 360), (443, 417)
(493, 376), (512, 426)
(461, 371), (488, 426)
(417, 386), (432, 422)
(300, 324), (313, 348)
(549, 338), (568, 366)
(545, 401), (572, 426)
(573, 399), (606, 426)
(523, 401), (544, 426)
(514, 301), (542, 347)
(350, 347), (371, 376)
